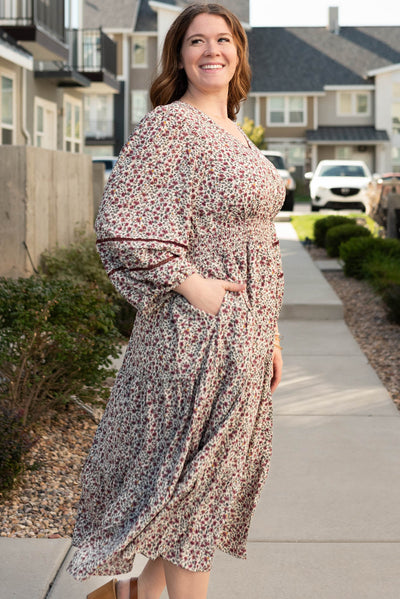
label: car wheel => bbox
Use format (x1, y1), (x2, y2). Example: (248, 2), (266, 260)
(311, 204), (320, 212)
(282, 190), (294, 211)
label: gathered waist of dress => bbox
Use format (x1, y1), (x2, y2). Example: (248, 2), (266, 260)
(194, 219), (275, 249)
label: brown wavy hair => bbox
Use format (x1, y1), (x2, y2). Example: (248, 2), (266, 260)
(150, 3), (251, 120)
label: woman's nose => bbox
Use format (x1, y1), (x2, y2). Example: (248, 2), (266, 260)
(204, 41), (220, 56)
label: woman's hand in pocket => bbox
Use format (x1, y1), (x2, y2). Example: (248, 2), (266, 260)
(174, 273), (246, 316)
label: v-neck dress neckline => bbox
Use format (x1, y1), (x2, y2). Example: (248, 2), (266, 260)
(175, 100), (252, 150)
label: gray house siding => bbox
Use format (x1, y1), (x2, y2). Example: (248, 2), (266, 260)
(318, 91), (375, 127)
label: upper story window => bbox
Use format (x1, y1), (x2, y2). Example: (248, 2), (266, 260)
(132, 36), (148, 68)
(132, 90), (148, 124)
(267, 96), (306, 126)
(337, 91), (371, 116)
(393, 82), (400, 99)
(84, 94), (114, 139)
(0, 71), (15, 145)
(64, 95), (82, 153)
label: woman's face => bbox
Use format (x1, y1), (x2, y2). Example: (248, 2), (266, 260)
(179, 13), (239, 96)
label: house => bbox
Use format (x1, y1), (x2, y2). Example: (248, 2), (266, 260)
(0, 0), (119, 277)
(0, 0), (119, 154)
(81, 1), (400, 174)
(81, 0), (249, 155)
(244, 7), (400, 174)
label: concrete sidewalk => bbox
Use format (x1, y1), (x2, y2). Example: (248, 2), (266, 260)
(2, 222), (400, 599)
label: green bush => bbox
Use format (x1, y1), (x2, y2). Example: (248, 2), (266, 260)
(340, 237), (400, 279)
(40, 231), (136, 337)
(0, 406), (36, 494)
(383, 284), (400, 324)
(313, 216), (356, 248)
(0, 276), (120, 426)
(325, 224), (371, 257)
(362, 254), (400, 291)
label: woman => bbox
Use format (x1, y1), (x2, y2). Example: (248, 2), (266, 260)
(67, 4), (285, 599)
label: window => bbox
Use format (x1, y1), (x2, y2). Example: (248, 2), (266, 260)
(336, 146), (353, 160)
(337, 91), (370, 116)
(84, 94), (114, 139)
(393, 83), (400, 99)
(0, 73), (14, 145)
(131, 90), (148, 124)
(64, 95), (82, 153)
(34, 98), (57, 149)
(132, 36), (148, 68)
(269, 97), (284, 124)
(267, 96), (306, 126)
(392, 146), (400, 170)
(392, 103), (400, 136)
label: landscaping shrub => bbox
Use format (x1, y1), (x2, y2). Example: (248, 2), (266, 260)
(0, 406), (36, 494)
(383, 284), (400, 325)
(362, 254), (400, 292)
(40, 231), (136, 337)
(340, 237), (400, 279)
(325, 223), (371, 257)
(313, 215), (356, 248)
(0, 276), (120, 426)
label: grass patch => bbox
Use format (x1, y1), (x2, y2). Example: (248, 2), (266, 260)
(290, 213), (379, 243)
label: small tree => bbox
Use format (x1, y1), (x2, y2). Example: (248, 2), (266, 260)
(240, 117), (266, 149)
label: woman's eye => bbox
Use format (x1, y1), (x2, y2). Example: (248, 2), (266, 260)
(191, 38), (203, 45)
(219, 37), (231, 43)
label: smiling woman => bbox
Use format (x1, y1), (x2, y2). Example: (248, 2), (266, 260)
(67, 5), (285, 599)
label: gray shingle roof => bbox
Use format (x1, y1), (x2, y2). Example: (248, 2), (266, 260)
(152, 0), (249, 24)
(248, 26), (400, 92)
(136, 0), (157, 31)
(83, 0), (139, 29)
(306, 126), (390, 143)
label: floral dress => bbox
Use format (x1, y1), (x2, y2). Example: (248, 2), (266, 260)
(67, 101), (285, 581)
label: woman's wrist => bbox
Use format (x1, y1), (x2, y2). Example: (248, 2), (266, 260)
(173, 273), (204, 302)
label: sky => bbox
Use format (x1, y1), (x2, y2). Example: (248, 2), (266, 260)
(250, 0), (400, 27)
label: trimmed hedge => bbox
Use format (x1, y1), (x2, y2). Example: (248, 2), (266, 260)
(325, 224), (371, 257)
(313, 215), (356, 248)
(339, 237), (400, 279)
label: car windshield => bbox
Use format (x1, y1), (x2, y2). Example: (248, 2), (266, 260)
(318, 165), (367, 177)
(264, 155), (285, 170)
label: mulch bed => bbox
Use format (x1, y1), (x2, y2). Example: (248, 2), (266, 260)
(1, 250), (399, 538)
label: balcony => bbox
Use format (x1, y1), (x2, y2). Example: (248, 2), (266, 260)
(68, 29), (120, 94)
(0, 0), (68, 61)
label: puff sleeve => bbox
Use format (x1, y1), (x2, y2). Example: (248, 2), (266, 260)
(95, 106), (199, 314)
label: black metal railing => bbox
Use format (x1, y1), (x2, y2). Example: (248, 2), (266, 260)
(0, 0), (65, 42)
(68, 28), (117, 76)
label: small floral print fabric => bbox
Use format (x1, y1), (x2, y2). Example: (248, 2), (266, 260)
(67, 101), (285, 581)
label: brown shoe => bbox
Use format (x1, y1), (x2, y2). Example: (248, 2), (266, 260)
(87, 579), (117, 599)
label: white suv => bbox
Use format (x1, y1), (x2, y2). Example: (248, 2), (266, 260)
(305, 160), (371, 212)
(261, 150), (296, 211)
